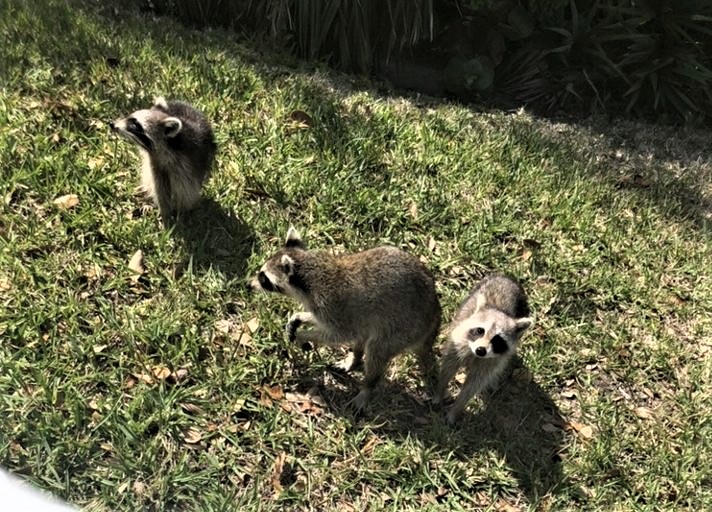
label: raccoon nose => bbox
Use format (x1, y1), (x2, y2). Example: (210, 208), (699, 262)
(475, 346), (487, 357)
(108, 121), (115, 130)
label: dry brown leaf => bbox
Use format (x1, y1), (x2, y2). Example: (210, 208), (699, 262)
(0, 277), (11, 292)
(135, 373), (154, 385)
(183, 427), (202, 444)
(132, 481), (146, 496)
(567, 421), (594, 439)
(245, 317), (260, 334)
(214, 319), (233, 334)
(99, 442), (113, 451)
(117, 481), (129, 494)
(495, 500), (521, 512)
(93, 344), (108, 354)
(53, 194), (79, 209)
(360, 435), (380, 457)
(180, 403), (205, 415)
(520, 249), (533, 261)
(263, 385), (284, 401)
(87, 156), (104, 170)
(128, 250), (144, 279)
(271, 451), (287, 495)
(152, 365), (171, 381)
(634, 406), (654, 420)
(124, 376), (137, 389)
(561, 390), (576, 399)
(428, 236), (437, 252)
(233, 398), (246, 412)
(171, 368), (189, 382)
(237, 330), (253, 346)
(288, 110), (313, 128)
(408, 201), (419, 219)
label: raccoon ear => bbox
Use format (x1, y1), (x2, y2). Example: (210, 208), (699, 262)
(280, 254), (295, 275)
(153, 96), (169, 109)
(474, 293), (487, 312)
(285, 226), (306, 249)
(515, 317), (532, 333)
(162, 117), (182, 138)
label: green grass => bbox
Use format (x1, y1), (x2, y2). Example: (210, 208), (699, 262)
(1, 0), (711, 510)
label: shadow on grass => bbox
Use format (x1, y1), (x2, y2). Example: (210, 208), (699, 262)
(294, 355), (568, 503)
(172, 197), (256, 281)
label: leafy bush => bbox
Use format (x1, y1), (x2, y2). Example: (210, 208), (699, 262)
(148, 0), (434, 73)
(145, 0), (712, 123)
(484, 0), (712, 123)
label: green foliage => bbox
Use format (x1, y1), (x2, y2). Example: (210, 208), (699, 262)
(488, 0), (712, 123)
(149, 0), (434, 73)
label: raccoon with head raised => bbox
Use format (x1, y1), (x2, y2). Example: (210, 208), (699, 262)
(109, 97), (216, 226)
(435, 273), (532, 424)
(249, 227), (442, 412)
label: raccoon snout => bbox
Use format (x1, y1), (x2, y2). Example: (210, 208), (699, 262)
(108, 121), (116, 131)
(474, 346), (487, 357)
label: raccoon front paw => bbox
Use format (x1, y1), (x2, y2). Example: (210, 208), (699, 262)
(285, 318), (303, 344)
(335, 352), (363, 372)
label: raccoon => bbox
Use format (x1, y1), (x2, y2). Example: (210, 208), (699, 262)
(435, 273), (532, 424)
(249, 227), (442, 411)
(109, 97), (216, 225)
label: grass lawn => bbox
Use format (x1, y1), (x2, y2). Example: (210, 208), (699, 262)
(1, 0), (711, 510)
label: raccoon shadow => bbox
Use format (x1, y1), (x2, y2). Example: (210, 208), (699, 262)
(170, 197), (255, 280)
(295, 354), (568, 502)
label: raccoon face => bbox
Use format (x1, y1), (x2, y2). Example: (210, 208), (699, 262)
(249, 227), (308, 296)
(453, 309), (531, 358)
(109, 98), (182, 152)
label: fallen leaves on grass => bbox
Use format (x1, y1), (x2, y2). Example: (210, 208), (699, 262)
(566, 421), (594, 440)
(131, 367), (188, 387)
(245, 317), (260, 333)
(152, 365), (171, 381)
(259, 384), (325, 416)
(281, 388), (325, 416)
(288, 110), (313, 128)
(634, 406), (655, 420)
(271, 451), (287, 496)
(259, 384), (284, 408)
(495, 499), (521, 512)
(214, 318), (254, 346)
(360, 435), (380, 457)
(52, 193), (79, 209)
(128, 250), (144, 282)
(183, 427), (202, 444)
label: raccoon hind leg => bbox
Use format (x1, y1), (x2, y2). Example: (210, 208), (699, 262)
(348, 340), (396, 412)
(413, 324), (439, 390)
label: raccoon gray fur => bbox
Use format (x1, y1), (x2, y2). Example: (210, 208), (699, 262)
(109, 97), (216, 225)
(249, 227), (442, 412)
(435, 273), (532, 424)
